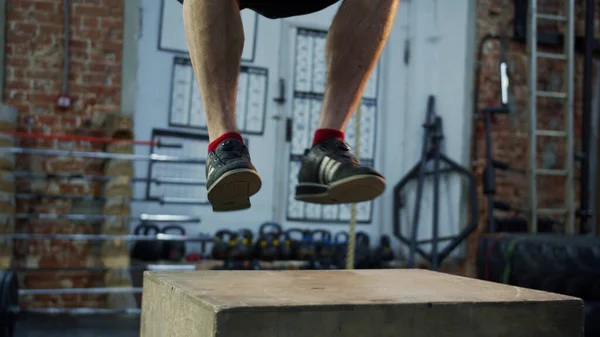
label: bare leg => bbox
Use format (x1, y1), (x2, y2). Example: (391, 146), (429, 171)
(182, 0), (244, 142)
(183, 0), (260, 212)
(318, 0), (399, 131)
(296, 0), (397, 204)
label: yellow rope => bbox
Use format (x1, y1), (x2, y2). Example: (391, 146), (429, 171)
(345, 105), (362, 270)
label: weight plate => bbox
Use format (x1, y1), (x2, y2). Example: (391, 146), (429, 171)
(0, 271), (18, 337)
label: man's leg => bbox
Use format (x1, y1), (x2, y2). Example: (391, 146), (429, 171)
(296, 0), (399, 204)
(183, 0), (261, 212)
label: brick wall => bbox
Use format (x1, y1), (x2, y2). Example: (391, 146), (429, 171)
(466, 0), (598, 276)
(2, 0), (124, 308)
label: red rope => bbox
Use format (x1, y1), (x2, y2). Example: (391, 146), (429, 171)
(0, 131), (157, 146)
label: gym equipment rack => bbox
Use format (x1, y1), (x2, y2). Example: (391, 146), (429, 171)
(0, 131), (212, 336)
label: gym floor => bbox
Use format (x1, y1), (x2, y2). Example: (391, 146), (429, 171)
(15, 315), (139, 337)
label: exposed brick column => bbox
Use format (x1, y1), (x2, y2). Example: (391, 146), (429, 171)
(2, 0), (125, 308)
(466, 0), (598, 277)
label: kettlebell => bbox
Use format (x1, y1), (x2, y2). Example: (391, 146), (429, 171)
(212, 230), (234, 260)
(354, 231), (371, 269)
(378, 235), (394, 261)
(278, 231), (293, 261)
(313, 229), (335, 262)
(296, 230), (316, 261)
(229, 229), (254, 260)
(161, 226), (186, 262)
(334, 231), (349, 269)
(282, 228), (304, 260)
(255, 222), (282, 261)
(131, 223), (162, 262)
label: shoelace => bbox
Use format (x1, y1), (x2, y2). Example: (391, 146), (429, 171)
(216, 140), (247, 161)
(323, 140), (359, 165)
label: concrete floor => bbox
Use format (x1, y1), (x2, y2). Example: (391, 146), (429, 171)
(15, 314), (140, 337)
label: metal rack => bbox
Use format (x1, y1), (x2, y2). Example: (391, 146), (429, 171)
(0, 129), (212, 327)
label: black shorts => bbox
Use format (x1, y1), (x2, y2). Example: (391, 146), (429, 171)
(176, 0), (341, 19)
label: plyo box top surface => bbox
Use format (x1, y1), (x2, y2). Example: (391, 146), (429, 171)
(144, 269), (581, 311)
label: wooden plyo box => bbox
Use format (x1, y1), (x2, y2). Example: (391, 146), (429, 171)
(140, 269), (583, 337)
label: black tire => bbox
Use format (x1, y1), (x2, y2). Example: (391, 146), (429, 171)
(477, 234), (600, 300)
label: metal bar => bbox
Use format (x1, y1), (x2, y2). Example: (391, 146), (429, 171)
(13, 213), (201, 223)
(431, 118), (442, 270)
(407, 96), (436, 268)
(538, 208), (567, 215)
(0, 1), (6, 104)
(12, 264), (202, 272)
(536, 91), (567, 99)
(579, 0), (595, 234)
(0, 147), (204, 163)
(527, 0), (539, 232)
(535, 130), (568, 137)
(62, 0), (69, 95)
(19, 287), (142, 295)
(565, 0), (576, 234)
(484, 109), (496, 232)
(15, 193), (143, 202)
(415, 236), (456, 245)
(3, 233), (213, 241)
(536, 13), (566, 21)
(537, 52), (566, 60)
(9, 307), (141, 315)
(16, 193), (206, 205)
(535, 169), (567, 176)
(13, 171), (206, 185)
(0, 130), (182, 148)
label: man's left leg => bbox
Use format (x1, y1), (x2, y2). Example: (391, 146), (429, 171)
(296, 0), (399, 204)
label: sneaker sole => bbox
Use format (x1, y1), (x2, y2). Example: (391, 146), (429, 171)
(207, 168), (262, 212)
(295, 175), (386, 204)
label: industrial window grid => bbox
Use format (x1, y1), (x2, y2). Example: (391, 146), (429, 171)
(286, 28), (380, 224)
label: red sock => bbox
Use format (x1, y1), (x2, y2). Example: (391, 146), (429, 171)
(208, 132), (244, 152)
(312, 129), (344, 146)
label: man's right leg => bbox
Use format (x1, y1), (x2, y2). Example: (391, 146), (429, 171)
(182, 0), (261, 212)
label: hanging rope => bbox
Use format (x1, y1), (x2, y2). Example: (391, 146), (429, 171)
(346, 104), (362, 269)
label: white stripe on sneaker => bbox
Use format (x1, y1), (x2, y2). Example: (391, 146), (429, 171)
(318, 156), (342, 184)
(207, 167), (216, 181)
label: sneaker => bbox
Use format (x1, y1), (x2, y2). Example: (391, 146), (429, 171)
(206, 138), (262, 211)
(295, 138), (385, 204)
